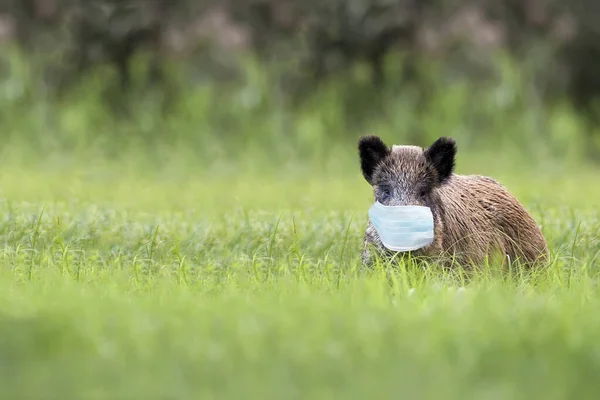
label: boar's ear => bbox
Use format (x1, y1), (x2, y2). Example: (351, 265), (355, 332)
(358, 135), (390, 185)
(424, 137), (456, 184)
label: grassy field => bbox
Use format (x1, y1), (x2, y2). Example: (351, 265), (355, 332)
(0, 146), (597, 399)
(0, 49), (599, 398)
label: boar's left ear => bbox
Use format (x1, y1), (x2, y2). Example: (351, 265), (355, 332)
(424, 137), (456, 184)
(358, 135), (390, 185)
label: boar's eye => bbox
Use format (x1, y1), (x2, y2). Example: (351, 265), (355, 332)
(378, 185), (392, 203)
(419, 188), (428, 198)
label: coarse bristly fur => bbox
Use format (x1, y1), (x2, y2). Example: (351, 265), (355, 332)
(358, 135), (549, 270)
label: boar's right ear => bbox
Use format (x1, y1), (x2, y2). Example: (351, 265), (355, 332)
(358, 135), (390, 185)
(424, 137), (457, 184)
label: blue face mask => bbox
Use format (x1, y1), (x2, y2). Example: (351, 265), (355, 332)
(367, 201), (435, 252)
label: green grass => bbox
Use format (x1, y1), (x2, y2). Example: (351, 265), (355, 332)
(0, 47), (600, 398)
(0, 153), (597, 399)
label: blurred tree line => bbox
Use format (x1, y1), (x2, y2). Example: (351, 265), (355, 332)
(0, 0), (599, 125)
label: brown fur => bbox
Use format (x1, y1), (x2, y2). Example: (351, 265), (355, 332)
(359, 135), (548, 269)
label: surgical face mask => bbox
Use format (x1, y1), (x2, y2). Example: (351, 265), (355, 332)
(367, 201), (435, 252)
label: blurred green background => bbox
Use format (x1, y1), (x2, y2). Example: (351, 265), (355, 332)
(0, 1), (599, 399)
(1, 0), (599, 169)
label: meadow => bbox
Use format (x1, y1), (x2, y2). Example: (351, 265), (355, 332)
(0, 52), (599, 398)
